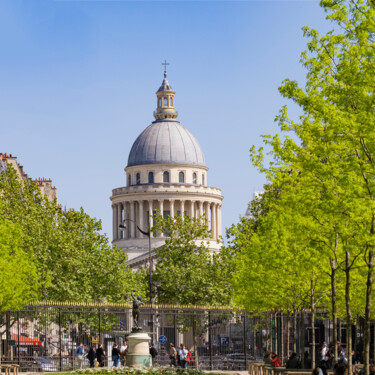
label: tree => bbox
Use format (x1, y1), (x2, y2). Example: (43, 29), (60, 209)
(0, 164), (141, 304)
(229, 2), (375, 372)
(0, 205), (38, 310)
(152, 212), (232, 306)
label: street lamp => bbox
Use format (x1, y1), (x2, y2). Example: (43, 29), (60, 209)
(118, 219), (153, 305)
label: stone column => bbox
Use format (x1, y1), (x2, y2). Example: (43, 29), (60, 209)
(170, 199), (175, 218)
(124, 201), (130, 239)
(190, 200), (195, 218)
(217, 204), (222, 238)
(212, 203), (217, 239)
(180, 200), (185, 218)
(130, 201), (135, 238)
(112, 204), (116, 241)
(159, 200), (164, 237)
(117, 203), (123, 240)
(198, 201), (203, 217)
(148, 200), (153, 237)
(205, 201), (210, 222)
(138, 200), (144, 238)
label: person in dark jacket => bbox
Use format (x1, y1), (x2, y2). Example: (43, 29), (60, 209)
(303, 351), (312, 369)
(149, 342), (158, 361)
(264, 351), (272, 365)
(87, 347), (96, 368)
(96, 344), (105, 367)
(112, 343), (120, 367)
(286, 352), (301, 369)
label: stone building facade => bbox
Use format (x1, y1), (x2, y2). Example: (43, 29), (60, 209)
(0, 152), (57, 201)
(110, 71), (223, 269)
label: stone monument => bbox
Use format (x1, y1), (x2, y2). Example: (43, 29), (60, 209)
(126, 291), (152, 368)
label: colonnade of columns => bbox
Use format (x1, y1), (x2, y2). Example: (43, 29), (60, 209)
(112, 199), (222, 241)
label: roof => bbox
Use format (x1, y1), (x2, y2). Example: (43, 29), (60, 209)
(127, 120), (206, 167)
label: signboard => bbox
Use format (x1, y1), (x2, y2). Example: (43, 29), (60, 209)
(158, 335), (167, 344)
(64, 334), (69, 339)
(8, 340), (15, 346)
(220, 336), (230, 346)
(92, 337), (99, 344)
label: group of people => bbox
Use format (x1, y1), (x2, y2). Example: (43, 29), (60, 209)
(168, 343), (193, 368)
(74, 341), (128, 369)
(262, 340), (350, 374)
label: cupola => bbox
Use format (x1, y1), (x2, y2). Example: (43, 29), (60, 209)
(154, 66), (178, 120)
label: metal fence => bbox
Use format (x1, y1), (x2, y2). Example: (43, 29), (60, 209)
(0, 303), (272, 372)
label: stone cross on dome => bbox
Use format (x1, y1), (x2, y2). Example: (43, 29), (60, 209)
(162, 60), (169, 76)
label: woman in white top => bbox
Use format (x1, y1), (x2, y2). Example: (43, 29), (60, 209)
(179, 344), (188, 368)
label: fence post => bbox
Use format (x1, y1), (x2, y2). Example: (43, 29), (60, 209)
(17, 311), (20, 365)
(98, 308), (101, 343)
(243, 312), (247, 370)
(59, 308), (62, 371)
(209, 311), (213, 370)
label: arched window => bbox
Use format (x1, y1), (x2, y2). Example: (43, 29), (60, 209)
(193, 172), (197, 184)
(148, 172), (154, 184)
(202, 173), (205, 186)
(158, 98), (161, 107)
(164, 98), (168, 106)
(170, 97), (173, 106)
(163, 171), (170, 183)
(179, 172), (184, 183)
(128, 175), (131, 186)
(136, 173), (140, 185)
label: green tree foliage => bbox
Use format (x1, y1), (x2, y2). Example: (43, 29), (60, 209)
(0, 165), (141, 304)
(152, 213), (232, 306)
(227, 0), (375, 371)
(0, 205), (39, 310)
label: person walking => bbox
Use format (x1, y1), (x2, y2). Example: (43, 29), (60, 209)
(87, 347), (96, 368)
(320, 343), (328, 366)
(179, 344), (189, 368)
(169, 343), (177, 367)
(96, 344), (105, 367)
(120, 341), (128, 367)
(74, 343), (85, 369)
(112, 343), (120, 367)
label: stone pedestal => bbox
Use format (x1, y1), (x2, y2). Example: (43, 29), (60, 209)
(126, 331), (152, 368)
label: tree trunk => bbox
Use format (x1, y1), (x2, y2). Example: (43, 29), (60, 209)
(311, 279), (316, 369)
(286, 313), (290, 359)
(300, 310), (305, 369)
(193, 319), (198, 369)
(280, 312), (284, 365)
(330, 256), (338, 367)
(364, 249), (374, 375)
(293, 309), (297, 353)
(346, 250), (352, 375)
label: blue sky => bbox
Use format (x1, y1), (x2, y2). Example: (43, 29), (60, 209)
(0, 0), (330, 239)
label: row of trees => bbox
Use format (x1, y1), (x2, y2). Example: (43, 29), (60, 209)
(0, 165), (144, 308)
(227, 1), (375, 375)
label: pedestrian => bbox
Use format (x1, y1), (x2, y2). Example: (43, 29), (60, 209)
(334, 364), (347, 375)
(179, 344), (189, 368)
(120, 341), (128, 367)
(112, 343), (120, 367)
(264, 351), (272, 365)
(169, 343), (177, 367)
(326, 345), (334, 370)
(304, 351), (312, 369)
(270, 352), (281, 367)
(337, 344), (347, 366)
(74, 343), (85, 369)
(87, 346), (96, 368)
(320, 342), (328, 366)
(149, 342), (158, 362)
(96, 344), (105, 367)
(286, 352), (301, 369)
